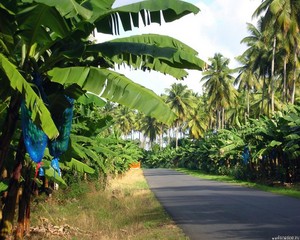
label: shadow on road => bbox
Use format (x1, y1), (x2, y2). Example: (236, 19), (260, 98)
(144, 169), (300, 240)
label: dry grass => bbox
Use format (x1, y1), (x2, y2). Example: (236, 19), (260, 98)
(28, 169), (188, 240)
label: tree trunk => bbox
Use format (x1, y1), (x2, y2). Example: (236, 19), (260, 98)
(175, 121), (179, 149)
(291, 47), (298, 104)
(15, 165), (32, 240)
(217, 109), (221, 130)
(261, 76), (266, 116)
(282, 55), (287, 103)
(0, 137), (25, 240)
(270, 36), (276, 113)
(0, 95), (22, 174)
(221, 107), (225, 129)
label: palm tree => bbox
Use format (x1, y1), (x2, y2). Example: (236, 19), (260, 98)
(140, 116), (163, 149)
(239, 21), (276, 116)
(253, 0), (300, 105)
(185, 94), (208, 139)
(235, 52), (261, 119)
(164, 83), (197, 148)
(0, 1), (206, 238)
(201, 53), (237, 130)
(113, 105), (135, 139)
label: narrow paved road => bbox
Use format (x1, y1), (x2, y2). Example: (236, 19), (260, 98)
(143, 169), (300, 240)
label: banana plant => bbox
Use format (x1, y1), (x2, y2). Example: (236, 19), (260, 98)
(0, 0), (206, 238)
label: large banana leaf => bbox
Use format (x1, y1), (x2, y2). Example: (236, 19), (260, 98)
(63, 158), (95, 174)
(0, 53), (59, 138)
(89, 0), (200, 34)
(22, 0), (92, 19)
(48, 66), (176, 125)
(115, 34), (205, 72)
(112, 34), (199, 55)
(17, 3), (70, 50)
(87, 34), (206, 79)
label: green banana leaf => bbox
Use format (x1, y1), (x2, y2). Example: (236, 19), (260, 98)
(48, 66), (176, 125)
(87, 34), (206, 79)
(0, 53), (59, 139)
(63, 158), (95, 174)
(44, 166), (67, 186)
(77, 93), (106, 107)
(91, 0), (200, 34)
(17, 4), (70, 49)
(22, 0), (92, 19)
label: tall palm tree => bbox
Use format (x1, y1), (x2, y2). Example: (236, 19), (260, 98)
(140, 116), (163, 149)
(253, 0), (300, 105)
(164, 83), (197, 148)
(113, 105), (135, 139)
(235, 53), (261, 119)
(201, 53), (237, 130)
(239, 21), (275, 116)
(185, 94), (208, 139)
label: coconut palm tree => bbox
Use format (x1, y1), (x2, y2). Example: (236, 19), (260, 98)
(185, 94), (208, 139)
(201, 53), (237, 130)
(113, 105), (135, 139)
(164, 83), (197, 148)
(140, 116), (164, 149)
(239, 21), (276, 116)
(253, 0), (300, 105)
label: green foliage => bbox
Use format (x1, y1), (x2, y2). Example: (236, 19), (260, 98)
(144, 105), (300, 183)
(63, 103), (143, 180)
(48, 67), (176, 125)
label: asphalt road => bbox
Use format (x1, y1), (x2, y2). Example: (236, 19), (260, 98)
(143, 169), (300, 240)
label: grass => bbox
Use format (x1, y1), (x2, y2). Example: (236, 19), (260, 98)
(176, 168), (300, 199)
(28, 169), (188, 240)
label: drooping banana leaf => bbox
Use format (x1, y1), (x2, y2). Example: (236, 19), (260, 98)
(110, 34), (199, 55)
(48, 66), (176, 125)
(62, 158), (95, 174)
(0, 53), (59, 138)
(44, 166), (67, 186)
(86, 34), (206, 79)
(89, 0), (200, 34)
(76, 92), (106, 107)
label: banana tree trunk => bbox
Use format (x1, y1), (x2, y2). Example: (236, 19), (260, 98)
(0, 137), (25, 240)
(0, 95), (22, 173)
(15, 165), (32, 240)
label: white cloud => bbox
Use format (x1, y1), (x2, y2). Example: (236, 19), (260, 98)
(96, 0), (261, 95)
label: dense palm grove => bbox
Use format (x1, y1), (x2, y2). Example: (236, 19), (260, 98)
(131, 0), (300, 183)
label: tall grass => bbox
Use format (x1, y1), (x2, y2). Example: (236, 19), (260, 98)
(28, 169), (188, 240)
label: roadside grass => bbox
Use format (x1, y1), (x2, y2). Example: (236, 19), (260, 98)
(176, 168), (300, 199)
(28, 169), (188, 240)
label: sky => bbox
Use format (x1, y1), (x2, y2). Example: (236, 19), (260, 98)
(96, 0), (262, 95)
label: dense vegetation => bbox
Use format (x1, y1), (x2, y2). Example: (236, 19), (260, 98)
(143, 104), (300, 184)
(114, 0), (300, 184)
(0, 0), (299, 239)
(0, 0), (205, 239)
